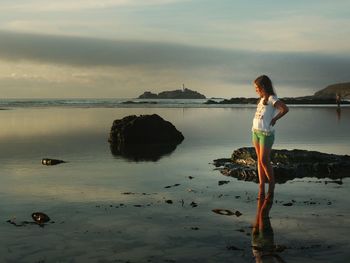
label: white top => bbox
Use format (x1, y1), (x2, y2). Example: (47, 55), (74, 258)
(252, 95), (279, 133)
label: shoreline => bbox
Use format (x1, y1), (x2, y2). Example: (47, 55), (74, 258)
(0, 98), (350, 109)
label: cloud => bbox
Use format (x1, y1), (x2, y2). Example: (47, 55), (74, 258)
(0, 0), (188, 12)
(0, 30), (208, 67)
(1, 31), (350, 98)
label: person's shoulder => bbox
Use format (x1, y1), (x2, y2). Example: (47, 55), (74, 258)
(268, 95), (279, 105)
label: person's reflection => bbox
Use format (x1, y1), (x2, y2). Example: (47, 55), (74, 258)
(336, 107), (341, 121)
(336, 93), (342, 121)
(252, 190), (286, 263)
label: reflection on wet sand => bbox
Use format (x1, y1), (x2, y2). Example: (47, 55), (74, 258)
(252, 190), (287, 263)
(336, 107), (341, 121)
(109, 142), (179, 162)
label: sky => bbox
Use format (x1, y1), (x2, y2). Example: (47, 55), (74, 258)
(0, 0), (350, 98)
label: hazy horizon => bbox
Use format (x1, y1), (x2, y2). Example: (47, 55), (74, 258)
(1, 1), (350, 99)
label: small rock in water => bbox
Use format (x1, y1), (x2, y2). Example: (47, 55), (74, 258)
(235, 210), (243, 217)
(41, 158), (66, 166)
(164, 183), (180, 189)
(212, 209), (243, 217)
(32, 212), (51, 224)
(190, 201), (198, 208)
(283, 202), (293, 206)
(218, 180), (230, 186)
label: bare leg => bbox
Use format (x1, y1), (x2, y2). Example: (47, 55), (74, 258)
(259, 146), (275, 195)
(254, 142), (267, 196)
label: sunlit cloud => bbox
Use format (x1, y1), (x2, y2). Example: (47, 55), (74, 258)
(0, 0), (188, 12)
(0, 30), (349, 98)
(0, 1), (350, 98)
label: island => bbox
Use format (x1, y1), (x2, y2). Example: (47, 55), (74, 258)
(138, 86), (206, 99)
(204, 82), (350, 105)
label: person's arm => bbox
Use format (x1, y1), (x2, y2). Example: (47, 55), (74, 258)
(270, 100), (289, 126)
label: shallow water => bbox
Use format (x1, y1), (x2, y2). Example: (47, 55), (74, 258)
(0, 106), (349, 262)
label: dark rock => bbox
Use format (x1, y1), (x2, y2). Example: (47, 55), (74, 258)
(281, 97), (350, 105)
(41, 158), (66, 165)
(164, 183), (181, 188)
(214, 147), (350, 183)
(220, 97), (258, 104)
(212, 209), (235, 216)
(32, 212), (50, 224)
(7, 212), (51, 227)
(108, 114), (184, 161)
(190, 201), (198, 208)
(218, 180), (230, 186)
(137, 91), (158, 99)
(212, 209), (242, 217)
(121, 100), (157, 104)
(204, 96), (350, 105)
(203, 99), (218, 104)
(235, 210), (242, 217)
(138, 88), (206, 99)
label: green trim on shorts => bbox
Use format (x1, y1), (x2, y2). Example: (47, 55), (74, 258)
(252, 130), (275, 148)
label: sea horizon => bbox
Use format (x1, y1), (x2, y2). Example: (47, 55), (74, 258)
(1, 97), (349, 109)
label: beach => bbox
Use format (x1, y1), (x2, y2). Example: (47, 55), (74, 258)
(0, 104), (349, 263)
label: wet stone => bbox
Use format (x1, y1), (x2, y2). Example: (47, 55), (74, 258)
(214, 147), (350, 183)
(190, 202), (198, 208)
(41, 158), (66, 166)
(218, 180), (230, 186)
(164, 184), (180, 189)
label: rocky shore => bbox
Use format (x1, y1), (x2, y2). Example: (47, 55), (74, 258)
(214, 147), (350, 183)
(206, 82), (350, 105)
(205, 96), (350, 105)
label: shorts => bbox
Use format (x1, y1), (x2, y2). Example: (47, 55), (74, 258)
(252, 130), (275, 148)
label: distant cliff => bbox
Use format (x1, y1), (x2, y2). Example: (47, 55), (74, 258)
(138, 88), (206, 99)
(314, 82), (350, 99)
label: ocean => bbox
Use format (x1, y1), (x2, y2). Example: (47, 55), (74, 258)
(0, 100), (349, 262)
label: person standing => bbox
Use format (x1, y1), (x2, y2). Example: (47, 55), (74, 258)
(252, 75), (289, 196)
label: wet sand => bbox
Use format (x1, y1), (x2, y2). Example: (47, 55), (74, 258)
(0, 107), (349, 262)
(1, 175), (349, 262)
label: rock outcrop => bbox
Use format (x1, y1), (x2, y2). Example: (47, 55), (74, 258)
(213, 147), (350, 183)
(108, 114), (184, 161)
(138, 88), (206, 99)
(204, 96), (350, 105)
